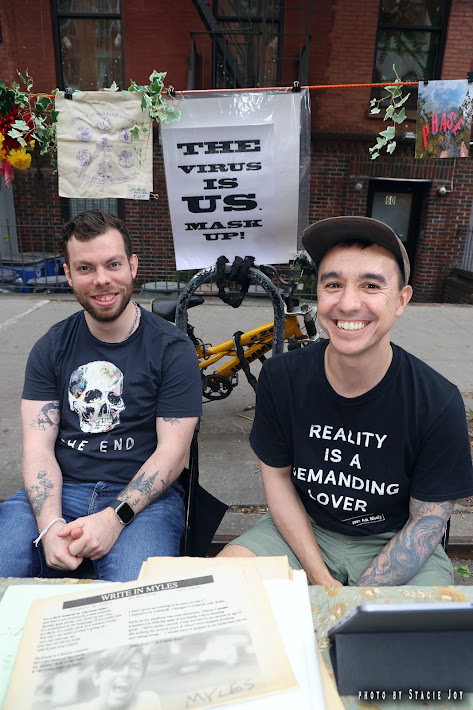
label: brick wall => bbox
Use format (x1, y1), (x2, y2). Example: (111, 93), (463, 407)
(309, 0), (383, 134)
(9, 130), (178, 288)
(123, 3), (202, 90)
(445, 269), (473, 304)
(0, 1), (56, 91)
(309, 0), (473, 138)
(11, 160), (62, 254)
(442, 0), (473, 78)
(3, 0), (473, 301)
(10, 130), (473, 302)
(309, 135), (473, 302)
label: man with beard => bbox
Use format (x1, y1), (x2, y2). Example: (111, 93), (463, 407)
(0, 210), (202, 581)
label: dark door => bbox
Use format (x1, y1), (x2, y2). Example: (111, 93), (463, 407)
(367, 180), (426, 281)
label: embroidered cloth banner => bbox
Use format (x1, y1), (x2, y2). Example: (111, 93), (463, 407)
(56, 91), (153, 199)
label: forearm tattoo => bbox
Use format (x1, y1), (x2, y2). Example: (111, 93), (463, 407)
(30, 401), (60, 432)
(25, 470), (54, 517)
(357, 499), (455, 587)
(119, 468), (173, 507)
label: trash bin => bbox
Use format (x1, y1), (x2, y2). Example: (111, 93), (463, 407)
(0, 266), (25, 292)
(2, 254), (46, 287)
(140, 281), (187, 298)
(20, 251), (64, 277)
(27, 275), (71, 294)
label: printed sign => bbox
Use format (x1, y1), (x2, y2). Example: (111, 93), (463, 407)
(161, 92), (304, 270)
(56, 91), (153, 198)
(416, 80), (473, 158)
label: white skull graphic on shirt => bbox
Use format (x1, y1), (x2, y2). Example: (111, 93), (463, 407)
(68, 361), (125, 433)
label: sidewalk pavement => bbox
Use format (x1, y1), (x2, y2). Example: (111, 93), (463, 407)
(0, 294), (472, 546)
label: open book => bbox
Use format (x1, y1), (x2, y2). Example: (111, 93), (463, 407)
(2, 557), (325, 710)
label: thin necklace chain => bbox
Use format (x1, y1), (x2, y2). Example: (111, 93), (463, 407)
(122, 302), (140, 342)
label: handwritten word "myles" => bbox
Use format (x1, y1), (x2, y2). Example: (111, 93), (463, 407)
(422, 112), (465, 148)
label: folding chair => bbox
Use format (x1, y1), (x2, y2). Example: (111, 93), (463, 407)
(180, 419), (228, 556)
(441, 518), (451, 553)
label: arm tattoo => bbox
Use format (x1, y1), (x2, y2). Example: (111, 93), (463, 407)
(163, 417), (180, 425)
(30, 401), (60, 432)
(119, 469), (173, 507)
(357, 499), (454, 587)
(25, 470), (54, 517)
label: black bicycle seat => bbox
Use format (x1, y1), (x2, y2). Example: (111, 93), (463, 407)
(152, 296), (204, 322)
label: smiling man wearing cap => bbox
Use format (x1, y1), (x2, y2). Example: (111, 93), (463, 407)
(219, 216), (473, 586)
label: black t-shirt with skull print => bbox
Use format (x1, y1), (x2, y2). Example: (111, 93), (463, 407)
(22, 307), (203, 484)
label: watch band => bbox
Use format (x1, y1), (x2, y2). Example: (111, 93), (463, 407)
(108, 499), (135, 525)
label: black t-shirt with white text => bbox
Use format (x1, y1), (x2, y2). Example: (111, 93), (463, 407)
(249, 341), (473, 536)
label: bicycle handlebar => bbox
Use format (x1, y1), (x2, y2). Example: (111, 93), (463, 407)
(176, 263), (287, 357)
(175, 254), (317, 356)
(257, 253), (317, 288)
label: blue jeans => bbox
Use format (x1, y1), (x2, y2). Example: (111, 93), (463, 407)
(0, 482), (184, 582)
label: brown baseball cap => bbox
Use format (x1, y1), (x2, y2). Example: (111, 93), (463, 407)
(302, 216), (410, 284)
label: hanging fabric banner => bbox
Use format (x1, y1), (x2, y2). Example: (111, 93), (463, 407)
(161, 91), (309, 270)
(416, 80), (473, 158)
(56, 91), (153, 199)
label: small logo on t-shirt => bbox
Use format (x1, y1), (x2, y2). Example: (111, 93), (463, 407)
(342, 513), (386, 526)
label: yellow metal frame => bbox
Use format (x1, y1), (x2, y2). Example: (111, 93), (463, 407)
(196, 314), (304, 378)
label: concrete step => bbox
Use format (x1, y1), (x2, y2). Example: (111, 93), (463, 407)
(450, 505), (473, 548)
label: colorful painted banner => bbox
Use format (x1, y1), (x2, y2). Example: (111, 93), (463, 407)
(161, 91), (307, 270)
(416, 80), (473, 158)
(56, 91), (153, 199)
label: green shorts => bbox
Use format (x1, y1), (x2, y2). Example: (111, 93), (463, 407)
(228, 512), (454, 586)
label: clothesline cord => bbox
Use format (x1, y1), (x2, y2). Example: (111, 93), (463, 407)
(31, 81), (419, 100)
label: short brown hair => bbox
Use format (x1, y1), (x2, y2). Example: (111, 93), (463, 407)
(60, 209), (132, 264)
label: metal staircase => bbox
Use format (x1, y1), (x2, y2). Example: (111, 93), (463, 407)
(189, 0), (311, 90)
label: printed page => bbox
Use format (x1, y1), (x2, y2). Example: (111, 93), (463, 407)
(0, 582), (117, 708)
(4, 568), (297, 710)
(211, 571), (325, 710)
(259, 572), (325, 710)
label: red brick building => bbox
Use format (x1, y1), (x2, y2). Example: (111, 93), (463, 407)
(1, 0), (473, 301)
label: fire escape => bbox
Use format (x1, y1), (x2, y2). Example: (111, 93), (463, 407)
(188, 0), (311, 90)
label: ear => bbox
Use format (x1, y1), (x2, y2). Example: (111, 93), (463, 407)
(395, 284), (413, 317)
(129, 254), (138, 279)
(63, 263), (73, 289)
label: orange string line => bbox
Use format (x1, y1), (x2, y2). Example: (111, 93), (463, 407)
(307, 81), (419, 89)
(31, 81), (418, 100)
(178, 82), (418, 95)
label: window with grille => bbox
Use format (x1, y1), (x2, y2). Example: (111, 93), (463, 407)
(213, 0), (283, 88)
(372, 0), (450, 111)
(52, 0), (124, 91)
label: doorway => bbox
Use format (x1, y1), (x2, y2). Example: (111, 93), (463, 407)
(367, 180), (428, 281)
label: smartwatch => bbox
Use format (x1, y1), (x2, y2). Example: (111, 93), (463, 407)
(108, 499), (135, 525)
